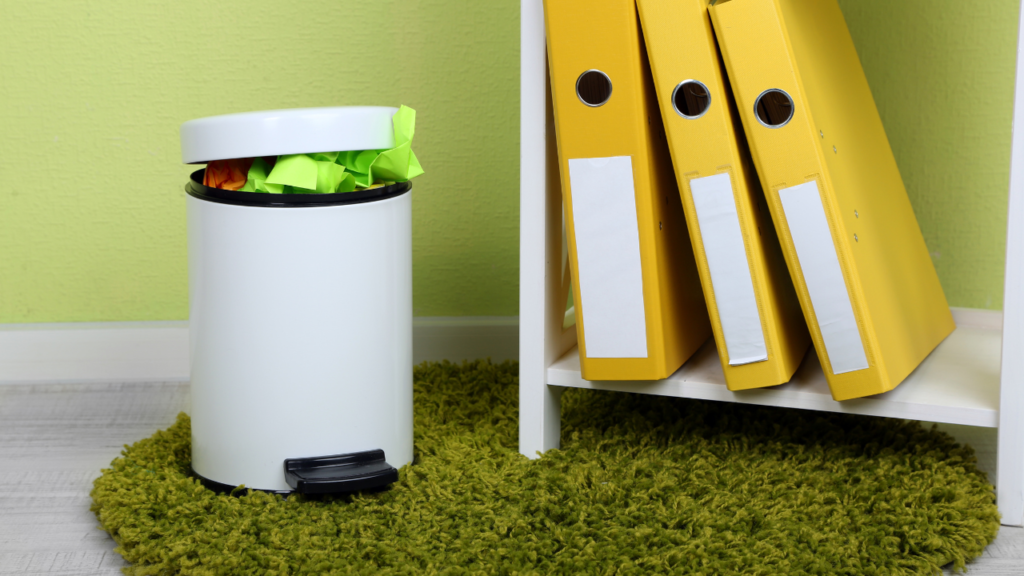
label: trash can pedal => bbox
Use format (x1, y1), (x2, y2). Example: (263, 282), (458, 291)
(284, 450), (399, 494)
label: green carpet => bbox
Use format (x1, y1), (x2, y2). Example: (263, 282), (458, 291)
(91, 360), (999, 575)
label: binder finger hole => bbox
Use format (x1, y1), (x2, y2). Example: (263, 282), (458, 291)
(672, 80), (711, 119)
(576, 70), (612, 107)
(754, 89), (794, 128)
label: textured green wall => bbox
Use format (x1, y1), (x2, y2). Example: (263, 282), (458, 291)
(838, 0), (1019, 310)
(0, 1), (1017, 323)
(0, 0), (519, 322)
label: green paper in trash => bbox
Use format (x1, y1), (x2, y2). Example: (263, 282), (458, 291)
(238, 158), (266, 192)
(315, 161), (350, 194)
(239, 157), (284, 194)
(370, 105), (425, 182)
(236, 105), (423, 194)
(350, 170), (373, 189)
(267, 155), (318, 191)
(310, 151), (340, 163)
(339, 150), (377, 175)
(336, 171), (356, 193)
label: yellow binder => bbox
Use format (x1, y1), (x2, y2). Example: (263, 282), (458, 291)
(544, 0), (711, 381)
(709, 0), (955, 400)
(637, 0), (810, 390)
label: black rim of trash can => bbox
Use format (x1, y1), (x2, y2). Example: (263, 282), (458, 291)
(186, 169), (412, 208)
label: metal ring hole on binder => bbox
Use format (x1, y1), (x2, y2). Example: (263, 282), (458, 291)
(672, 80), (711, 119)
(576, 70), (612, 107)
(754, 89), (795, 128)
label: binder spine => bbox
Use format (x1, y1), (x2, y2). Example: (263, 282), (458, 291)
(710, 0), (882, 390)
(637, 0), (818, 390)
(544, 0), (710, 381)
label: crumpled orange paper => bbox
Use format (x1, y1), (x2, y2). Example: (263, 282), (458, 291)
(204, 158), (253, 190)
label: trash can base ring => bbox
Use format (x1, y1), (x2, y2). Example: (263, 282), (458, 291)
(191, 468), (294, 496)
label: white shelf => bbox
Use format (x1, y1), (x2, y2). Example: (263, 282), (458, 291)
(548, 309), (1001, 428)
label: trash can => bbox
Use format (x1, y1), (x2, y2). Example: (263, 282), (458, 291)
(180, 107), (413, 493)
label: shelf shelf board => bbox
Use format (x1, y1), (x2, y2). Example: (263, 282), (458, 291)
(547, 309), (1001, 428)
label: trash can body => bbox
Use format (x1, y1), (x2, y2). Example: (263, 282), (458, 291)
(187, 188), (413, 492)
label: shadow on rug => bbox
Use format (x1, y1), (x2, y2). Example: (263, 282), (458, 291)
(91, 360), (999, 575)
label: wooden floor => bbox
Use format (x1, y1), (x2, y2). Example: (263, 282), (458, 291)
(0, 382), (1021, 575)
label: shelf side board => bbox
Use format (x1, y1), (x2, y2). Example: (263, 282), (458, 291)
(519, 0), (568, 459)
(997, 0), (1024, 529)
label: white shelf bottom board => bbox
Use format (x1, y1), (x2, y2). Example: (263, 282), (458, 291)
(547, 309), (1001, 428)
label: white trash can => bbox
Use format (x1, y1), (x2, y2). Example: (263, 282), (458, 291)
(180, 107), (413, 494)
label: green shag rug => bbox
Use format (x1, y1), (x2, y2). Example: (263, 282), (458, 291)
(91, 360), (999, 575)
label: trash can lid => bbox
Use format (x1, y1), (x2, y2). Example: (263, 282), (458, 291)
(180, 106), (398, 164)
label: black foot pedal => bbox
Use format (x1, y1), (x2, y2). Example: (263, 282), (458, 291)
(284, 449), (399, 494)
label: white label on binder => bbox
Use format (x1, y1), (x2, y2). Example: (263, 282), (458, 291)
(568, 156), (648, 358)
(779, 181), (868, 374)
(690, 173), (767, 365)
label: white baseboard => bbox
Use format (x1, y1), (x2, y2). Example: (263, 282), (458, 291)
(0, 308), (992, 385)
(0, 317), (519, 385)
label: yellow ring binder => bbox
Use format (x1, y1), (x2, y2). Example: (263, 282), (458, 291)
(637, 0), (811, 390)
(545, 0), (711, 381)
(710, 0), (955, 400)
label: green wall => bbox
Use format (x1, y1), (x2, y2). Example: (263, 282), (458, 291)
(839, 0), (1019, 310)
(0, 0), (520, 322)
(0, 0), (1017, 323)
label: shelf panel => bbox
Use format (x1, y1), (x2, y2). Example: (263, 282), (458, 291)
(547, 309), (1001, 428)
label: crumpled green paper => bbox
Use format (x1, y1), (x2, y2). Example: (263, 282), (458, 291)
(238, 157), (283, 194)
(238, 105), (423, 194)
(369, 105), (424, 182)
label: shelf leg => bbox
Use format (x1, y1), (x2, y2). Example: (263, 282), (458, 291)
(519, 380), (563, 458)
(996, 0), (1024, 528)
(519, 0), (574, 458)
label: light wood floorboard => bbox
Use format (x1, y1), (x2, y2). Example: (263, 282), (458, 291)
(0, 382), (1020, 574)
(0, 383), (188, 575)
